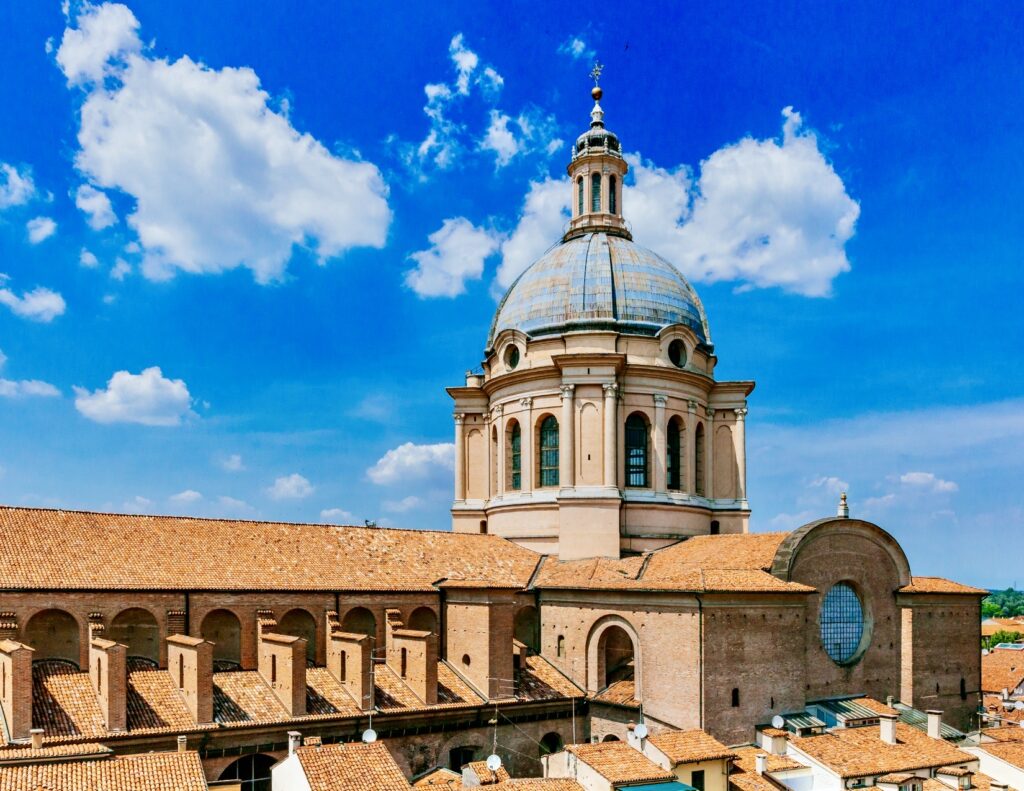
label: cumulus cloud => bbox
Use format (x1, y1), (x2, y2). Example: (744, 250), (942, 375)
(405, 217), (500, 298)
(73, 366), (195, 426)
(27, 217), (57, 243)
(320, 507), (354, 524)
(80, 248), (100, 268)
(899, 471), (958, 493)
(558, 36), (595, 61)
(495, 178), (570, 289)
(480, 108), (562, 168)
(75, 183), (116, 229)
(56, 2), (391, 283)
(367, 441), (454, 485)
(170, 489), (202, 503)
(219, 453), (245, 472)
(383, 495), (424, 513)
(0, 379), (60, 398)
(110, 258), (131, 280)
(266, 472), (314, 500)
(0, 163), (35, 208)
(0, 277), (66, 322)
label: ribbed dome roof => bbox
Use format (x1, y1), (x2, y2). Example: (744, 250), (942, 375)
(488, 232), (712, 350)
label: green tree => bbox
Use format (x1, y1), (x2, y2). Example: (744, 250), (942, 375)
(985, 630), (1023, 650)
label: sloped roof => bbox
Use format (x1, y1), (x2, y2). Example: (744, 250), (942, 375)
(979, 741), (1024, 771)
(566, 741), (675, 784)
(295, 741), (411, 791)
(0, 750), (207, 791)
(648, 729), (737, 765)
(983, 648), (1024, 694)
(0, 506), (539, 591)
(899, 577), (988, 595)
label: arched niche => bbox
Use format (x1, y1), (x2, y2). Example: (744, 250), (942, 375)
(24, 609), (80, 665)
(108, 608), (160, 663)
(278, 608), (317, 663)
(200, 609), (242, 668)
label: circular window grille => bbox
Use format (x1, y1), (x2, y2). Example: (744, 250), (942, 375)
(505, 345), (520, 370)
(668, 339), (687, 368)
(820, 583), (865, 665)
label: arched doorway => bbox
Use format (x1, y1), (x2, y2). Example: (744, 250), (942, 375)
(408, 607), (437, 634)
(278, 609), (317, 664)
(341, 606), (376, 640)
(513, 606), (540, 653)
(24, 609), (79, 664)
(218, 753), (275, 791)
(200, 609), (242, 668)
(600, 625), (635, 687)
(108, 608), (159, 663)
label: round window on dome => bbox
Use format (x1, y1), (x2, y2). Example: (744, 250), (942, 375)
(819, 583), (867, 665)
(668, 339), (687, 368)
(504, 345), (520, 370)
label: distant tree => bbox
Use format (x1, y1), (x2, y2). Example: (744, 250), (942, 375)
(983, 589), (1024, 619)
(983, 600), (1002, 618)
(985, 630), (1024, 650)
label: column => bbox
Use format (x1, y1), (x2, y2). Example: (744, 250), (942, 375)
(686, 399), (697, 493)
(560, 385), (575, 488)
(519, 398), (533, 493)
(653, 394), (668, 493)
(494, 404), (505, 498)
(705, 407), (716, 500)
(453, 413), (466, 502)
(734, 408), (748, 501)
(602, 383), (618, 488)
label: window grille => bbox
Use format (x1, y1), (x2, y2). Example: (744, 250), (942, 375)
(609, 175), (617, 214)
(591, 172), (601, 213)
(667, 419), (682, 490)
(539, 416), (559, 487)
(510, 423), (521, 490)
(820, 583), (865, 664)
(625, 414), (648, 487)
(694, 424), (705, 496)
(577, 177), (584, 216)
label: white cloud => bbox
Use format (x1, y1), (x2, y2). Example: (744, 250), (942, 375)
(57, 2), (391, 283)
(481, 111), (519, 166)
(0, 379), (61, 398)
(26, 217), (57, 244)
(367, 441), (454, 485)
(0, 163), (35, 208)
(626, 108), (859, 296)
(899, 471), (958, 493)
(73, 366), (195, 426)
(811, 476), (849, 496)
(449, 33), (479, 95)
(495, 178), (570, 289)
(121, 495), (152, 512)
(382, 495), (423, 513)
(75, 183), (116, 229)
(219, 453), (245, 472)
(216, 495), (254, 514)
(558, 36), (595, 61)
(170, 489), (202, 503)
(266, 473), (313, 500)
(80, 248), (100, 268)
(480, 108), (562, 168)
(405, 217), (501, 298)
(110, 258), (131, 280)
(320, 507), (354, 524)
(0, 277), (66, 322)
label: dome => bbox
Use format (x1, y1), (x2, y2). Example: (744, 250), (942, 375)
(488, 232), (712, 350)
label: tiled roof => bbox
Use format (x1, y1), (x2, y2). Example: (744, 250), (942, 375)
(982, 697), (1024, 725)
(0, 742), (111, 763)
(789, 722), (973, 778)
(295, 741), (411, 791)
(965, 771), (1019, 791)
(980, 741), (1024, 771)
(731, 746), (805, 774)
(648, 729), (737, 765)
(413, 767), (461, 786)
(899, 577), (988, 595)
(566, 741), (674, 784)
(0, 506), (539, 591)
(983, 649), (1024, 694)
(854, 697), (901, 716)
(982, 726), (1024, 743)
(0, 750), (207, 790)
(466, 759), (511, 783)
(535, 533), (813, 593)
(591, 679), (638, 708)
(877, 773), (917, 783)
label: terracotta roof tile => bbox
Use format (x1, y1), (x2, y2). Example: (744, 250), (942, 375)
(591, 679), (638, 708)
(982, 726), (1024, 743)
(983, 649), (1024, 694)
(0, 750), (207, 790)
(0, 506), (539, 591)
(732, 746), (805, 774)
(648, 728), (737, 764)
(980, 741), (1024, 771)
(413, 767), (461, 787)
(0, 742), (111, 763)
(566, 741), (674, 784)
(899, 577), (988, 595)
(295, 741), (411, 791)
(854, 697), (901, 716)
(466, 759), (511, 783)
(877, 772), (917, 783)
(789, 722), (973, 778)
(969, 770), (1019, 791)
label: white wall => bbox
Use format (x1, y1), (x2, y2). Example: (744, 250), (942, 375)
(270, 753), (313, 791)
(966, 748), (1024, 791)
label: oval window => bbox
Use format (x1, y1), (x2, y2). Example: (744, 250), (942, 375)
(668, 339), (687, 368)
(505, 345), (520, 370)
(820, 583), (865, 665)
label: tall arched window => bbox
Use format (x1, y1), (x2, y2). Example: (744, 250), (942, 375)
(576, 177), (584, 216)
(609, 175), (617, 214)
(591, 172), (601, 213)
(509, 422), (522, 490)
(695, 423), (706, 496)
(539, 415), (559, 487)
(625, 413), (649, 487)
(667, 416), (683, 491)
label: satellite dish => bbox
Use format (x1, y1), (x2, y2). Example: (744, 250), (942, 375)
(771, 715), (786, 729)
(635, 723), (649, 739)
(1015, 701), (1024, 711)
(486, 754), (502, 772)
(362, 728), (377, 744)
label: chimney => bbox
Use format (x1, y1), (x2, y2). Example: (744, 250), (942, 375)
(167, 635), (214, 725)
(30, 729), (43, 750)
(879, 713), (898, 745)
(755, 754), (768, 776)
(0, 640), (34, 741)
(327, 629), (374, 712)
(288, 730), (302, 756)
(837, 492), (850, 518)
(387, 627), (438, 706)
(177, 735), (187, 753)
(441, 583), (516, 699)
(89, 637), (127, 732)
(886, 695), (895, 708)
(259, 632), (307, 717)
(926, 710), (943, 740)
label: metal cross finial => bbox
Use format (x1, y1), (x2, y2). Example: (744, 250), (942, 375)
(590, 61), (603, 85)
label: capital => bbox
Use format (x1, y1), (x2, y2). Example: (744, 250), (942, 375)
(705, 406), (716, 418)
(519, 397), (533, 409)
(454, 413), (466, 425)
(560, 384), (576, 400)
(653, 393), (668, 407)
(687, 399), (698, 413)
(602, 383), (618, 397)
(734, 408), (748, 420)
(492, 403), (504, 418)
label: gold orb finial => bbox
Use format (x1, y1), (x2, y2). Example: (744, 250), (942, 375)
(591, 85), (603, 101)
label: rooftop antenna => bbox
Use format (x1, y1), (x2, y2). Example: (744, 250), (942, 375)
(485, 702), (502, 773)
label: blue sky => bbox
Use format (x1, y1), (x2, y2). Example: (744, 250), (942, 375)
(0, 1), (1021, 587)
